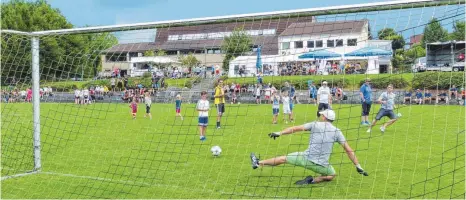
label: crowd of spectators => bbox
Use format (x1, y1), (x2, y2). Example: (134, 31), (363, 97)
(403, 85), (465, 105)
(253, 61), (366, 76)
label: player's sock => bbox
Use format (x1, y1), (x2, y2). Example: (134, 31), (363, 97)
(216, 121), (220, 128)
(380, 126), (385, 133)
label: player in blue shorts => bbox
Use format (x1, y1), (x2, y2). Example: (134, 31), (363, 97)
(367, 84), (398, 133)
(308, 81), (317, 105)
(196, 91), (210, 141)
(271, 91), (280, 124)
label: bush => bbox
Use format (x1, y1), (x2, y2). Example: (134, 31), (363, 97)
(411, 72), (464, 90)
(358, 76), (409, 89)
(142, 72), (152, 78)
(127, 77), (151, 88)
(42, 82), (79, 92)
(82, 79), (110, 89)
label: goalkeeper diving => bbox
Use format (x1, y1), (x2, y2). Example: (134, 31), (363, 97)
(250, 109), (368, 185)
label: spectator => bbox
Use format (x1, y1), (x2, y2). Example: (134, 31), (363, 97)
(424, 89), (433, 104)
(403, 90), (412, 104)
(255, 84), (262, 104)
(336, 86), (343, 101)
(82, 88), (89, 104)
(264, 85), (272, 104)
(449, 85), (458, 100)
(414, 89), (423, 104)
(110, 78), (116, 92)
(436, 90), (448, 104)
(20, 90), (26, 101)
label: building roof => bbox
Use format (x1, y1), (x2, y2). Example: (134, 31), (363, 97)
(103, 36), (278, 55)
(279, 20), (368, 37)
(103, 42), (157, 53)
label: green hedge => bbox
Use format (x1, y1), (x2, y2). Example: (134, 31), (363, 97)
(358, 76), (409, 89)
(411, 72), (464, 90)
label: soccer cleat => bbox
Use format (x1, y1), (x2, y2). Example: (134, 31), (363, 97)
(295, 176), (314, 185)
(250, 153), (260, 169)
(361, 122), (366, 126)
(200, 136), (206, 141)
(380, 126), (385, 133)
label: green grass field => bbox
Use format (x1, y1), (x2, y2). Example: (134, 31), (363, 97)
(1, 103), (464, 199)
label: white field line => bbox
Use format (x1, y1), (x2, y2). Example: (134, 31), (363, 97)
(43, 171), (280, 198)
(4, 171), (287, 198)
(1, 171), (39, 181)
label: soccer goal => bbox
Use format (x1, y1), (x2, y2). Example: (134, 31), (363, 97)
(1, 0), (465, 198)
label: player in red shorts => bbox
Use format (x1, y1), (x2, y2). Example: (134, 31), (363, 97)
(129, 97), (138, 119)
(175, 94), (183, 120)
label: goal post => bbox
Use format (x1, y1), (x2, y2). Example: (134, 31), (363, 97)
(31, 36), (41, 172)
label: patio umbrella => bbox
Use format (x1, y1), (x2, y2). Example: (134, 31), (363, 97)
(298, 49), (341, 59)
(256, 46), (262, 71)
(344, 47), (392, 57)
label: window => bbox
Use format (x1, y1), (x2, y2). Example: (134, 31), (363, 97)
(214, 49), (221, 54)
(327, 40), (335, 47)
(282, 42), (290, 50)
(207, 49), (214, 54)
(316, 40), (323, 48)
(294, 41), (303, 48)
(307, 41), (314, 48)
(348, 39), (357, 46)
(336, 39), (343, 47)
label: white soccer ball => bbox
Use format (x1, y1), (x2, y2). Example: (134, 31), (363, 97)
(397, 113), (402, 117)
(211, 146), (222, 156)
(238, 102), (241, 104)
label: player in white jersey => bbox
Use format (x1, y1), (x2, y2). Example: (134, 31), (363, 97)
(316, 81), (332, 117)
(271, 91), (280, 124)
(250, 109), (368, 185)
(144, 92), (152, 119)
(282, 91), (292, 124)
(197, 91), (210, 142)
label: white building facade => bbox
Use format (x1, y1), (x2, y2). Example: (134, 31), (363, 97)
(228, 20), (393, 77)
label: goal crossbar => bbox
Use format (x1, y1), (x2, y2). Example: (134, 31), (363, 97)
(1, 0), (464, 36)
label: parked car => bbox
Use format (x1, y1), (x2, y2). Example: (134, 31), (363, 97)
(70, 75), (83, 81)
(411, 57), (426, 72)
(453, 62), (465, 72)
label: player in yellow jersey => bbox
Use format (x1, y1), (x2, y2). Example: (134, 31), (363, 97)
(214, 79), (226, 129)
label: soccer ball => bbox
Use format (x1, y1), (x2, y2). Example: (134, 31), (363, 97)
(238, 102), (241, 104)
(397, 113), (402, 117)
(211, 146), (222, 156)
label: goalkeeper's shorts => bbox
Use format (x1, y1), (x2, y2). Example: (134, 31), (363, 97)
(286, 152), (336, 176)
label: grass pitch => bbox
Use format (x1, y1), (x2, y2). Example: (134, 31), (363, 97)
(1, 102), (464, 199)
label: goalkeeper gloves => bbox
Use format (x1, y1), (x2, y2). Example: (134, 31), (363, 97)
(268, 132), (281, 140)
(355, 164), (368, 176)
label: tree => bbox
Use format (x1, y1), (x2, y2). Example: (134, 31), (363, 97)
(449, 20), (465, 41)
(421, 18), (449, 47)
(179, 53), (200, 68)
(404, 43), (426, 61)
(377, 28), (397, 40)
(156, 49), (167, 56)
(391, 49), (406, 72)
(221, 27), (252, 71)
(377, 28), (405, 50)
(144, 50), (155, 57)
(1, 0), (118, 81)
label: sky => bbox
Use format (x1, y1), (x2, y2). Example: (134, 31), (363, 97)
(43, 0), (463, 43)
